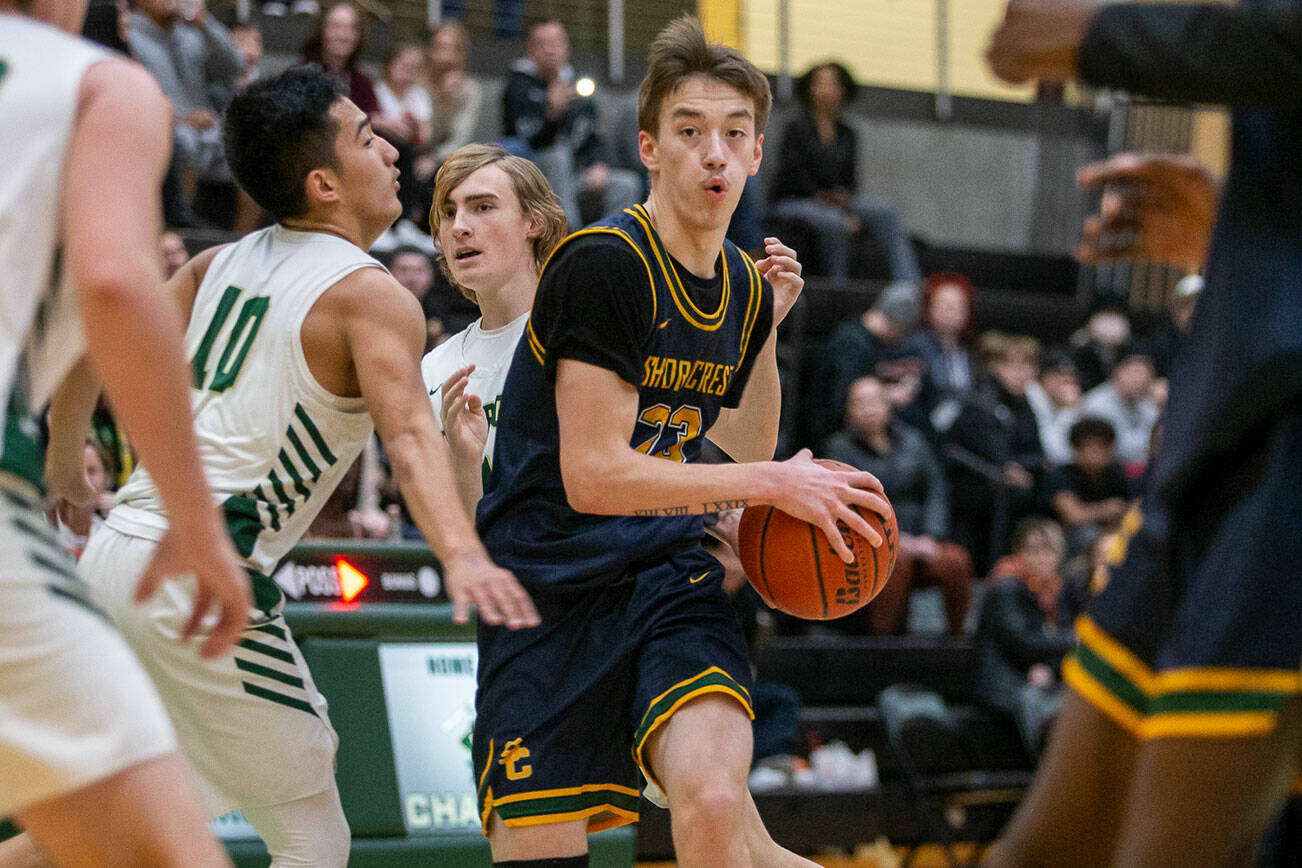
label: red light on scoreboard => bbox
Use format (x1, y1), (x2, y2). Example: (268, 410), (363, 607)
(335, 558), (371, 603)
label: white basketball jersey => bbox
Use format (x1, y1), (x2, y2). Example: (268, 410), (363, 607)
(111, 227), (379, 577)
(420, 312), (527, 490)
(0, 17), (106, 477)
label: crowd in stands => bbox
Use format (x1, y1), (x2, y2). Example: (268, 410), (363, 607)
(69, 0), (1200, 732)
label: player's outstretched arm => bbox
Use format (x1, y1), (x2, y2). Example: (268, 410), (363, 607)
(62, 59), (250, 656)
(337, 270), (538, 628)
(555, 359), (892, 562)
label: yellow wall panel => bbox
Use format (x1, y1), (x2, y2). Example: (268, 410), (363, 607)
(741, 0), (1035, 102)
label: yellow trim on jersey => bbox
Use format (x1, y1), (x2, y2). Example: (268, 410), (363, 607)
(538, 226), (658, 328)
(1062, 655), (1144, 734)
(480, 781), (643, 835)
(1077, 616), (1302, 696)
(1066, 616), (1302, 740)
(627, 205), (729, 331)
(632, 666), (754, 791)
(499, 804), (640, 832)
(491, 782), (641, 806)
(737, 251), (763, 358)
(525, 319), (546, 366)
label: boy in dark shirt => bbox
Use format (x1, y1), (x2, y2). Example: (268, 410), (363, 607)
(1049, 417), (1133, 551)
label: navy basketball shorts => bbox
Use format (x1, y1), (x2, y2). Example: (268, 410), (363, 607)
(1065, 409), (1302, 740)
(472, 546), (754, 835)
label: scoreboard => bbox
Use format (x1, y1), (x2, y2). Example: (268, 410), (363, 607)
(271, 539), (450, 605)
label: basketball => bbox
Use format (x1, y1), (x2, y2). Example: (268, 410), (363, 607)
(737, 459), (898, 620)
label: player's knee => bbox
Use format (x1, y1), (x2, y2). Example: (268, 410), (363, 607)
(667, 774), (748, 831)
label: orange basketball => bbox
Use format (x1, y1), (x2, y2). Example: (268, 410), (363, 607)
(737, 459), (898, 620)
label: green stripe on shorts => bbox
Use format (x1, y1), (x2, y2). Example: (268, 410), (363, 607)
(241, 681), (315, 715)
(492, 788), (641, 823)
(235, 656), (305, 689)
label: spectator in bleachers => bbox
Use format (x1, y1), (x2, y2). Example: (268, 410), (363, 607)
(127, 0), (242, 200)
(50, 439), (115, 558)
(816, 281), (921, 449)
(942, 333), (1047, 573)
(1025, 346), (1081, 467)
(228, 22), (263, 89)
(903, 272), (978, 432)
(387, 245), (448, 350)
(300, 2), (380, 115)
(1077, 343), (1160, 472)
(769, 62), (921, 284)
(159, 230), (189, 279)
(1069, 301), (1131, 392)
(1050, 418), (1135, 553)
(824, 376), (974, 636)
(973, 517), (1085, 750)
(438, 0), (524, 41)
(375, 42), (434, 218)
(420, 22), (482, 171)
(501, 20), (641, 227)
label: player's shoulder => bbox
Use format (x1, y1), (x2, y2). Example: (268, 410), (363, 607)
(420, 324), (470, 380)
(321, 262), (421, 327)
(80, 54), (166, 110)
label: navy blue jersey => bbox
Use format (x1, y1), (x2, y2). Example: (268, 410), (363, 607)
(476, 205), (773, 590)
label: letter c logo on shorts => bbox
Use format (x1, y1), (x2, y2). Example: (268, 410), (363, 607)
(499, 738), (533, 781)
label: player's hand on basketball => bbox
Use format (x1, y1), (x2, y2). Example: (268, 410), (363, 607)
(443, 548), (540, 629)
(137, 528), (252, 658)
(1076, 152), (1219, 270)
(755, 236), (803, 325)
(775, 449), (893, 563)
(440, 365), (488, 465)
(986, 0), (1098, 85)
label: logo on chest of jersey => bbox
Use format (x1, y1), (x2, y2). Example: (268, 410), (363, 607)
(483, 398), (501, 428)
(641, 356), (734, 396)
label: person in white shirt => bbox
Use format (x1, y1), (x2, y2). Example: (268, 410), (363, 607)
(420, 143), (568, 510)
(374, 41), (432, 148)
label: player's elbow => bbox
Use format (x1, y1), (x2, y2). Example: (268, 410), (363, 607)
(559, 451), (615, 514)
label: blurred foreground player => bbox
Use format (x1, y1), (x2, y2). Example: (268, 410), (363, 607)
(988, 2), (1302, 864)
(471, 16), (892, 867)
(4, 68), (537, 868)
(0, 0), (252, 864)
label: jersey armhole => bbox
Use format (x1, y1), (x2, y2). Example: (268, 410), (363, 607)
(539, 227), (659, 341)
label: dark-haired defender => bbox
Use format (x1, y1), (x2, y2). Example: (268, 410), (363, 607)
(3, 67), (538, 868)
(472, 17), (891, 867)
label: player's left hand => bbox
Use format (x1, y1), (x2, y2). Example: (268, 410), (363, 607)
(443, 548), (540, 629)
(986, 0), (1099, 85)
(755, 236), (803, 326)
(440, 365), (488, 467)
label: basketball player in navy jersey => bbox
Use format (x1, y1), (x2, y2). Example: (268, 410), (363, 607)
(987, 2), (1302, 865)
(470, 16), (892, 868)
